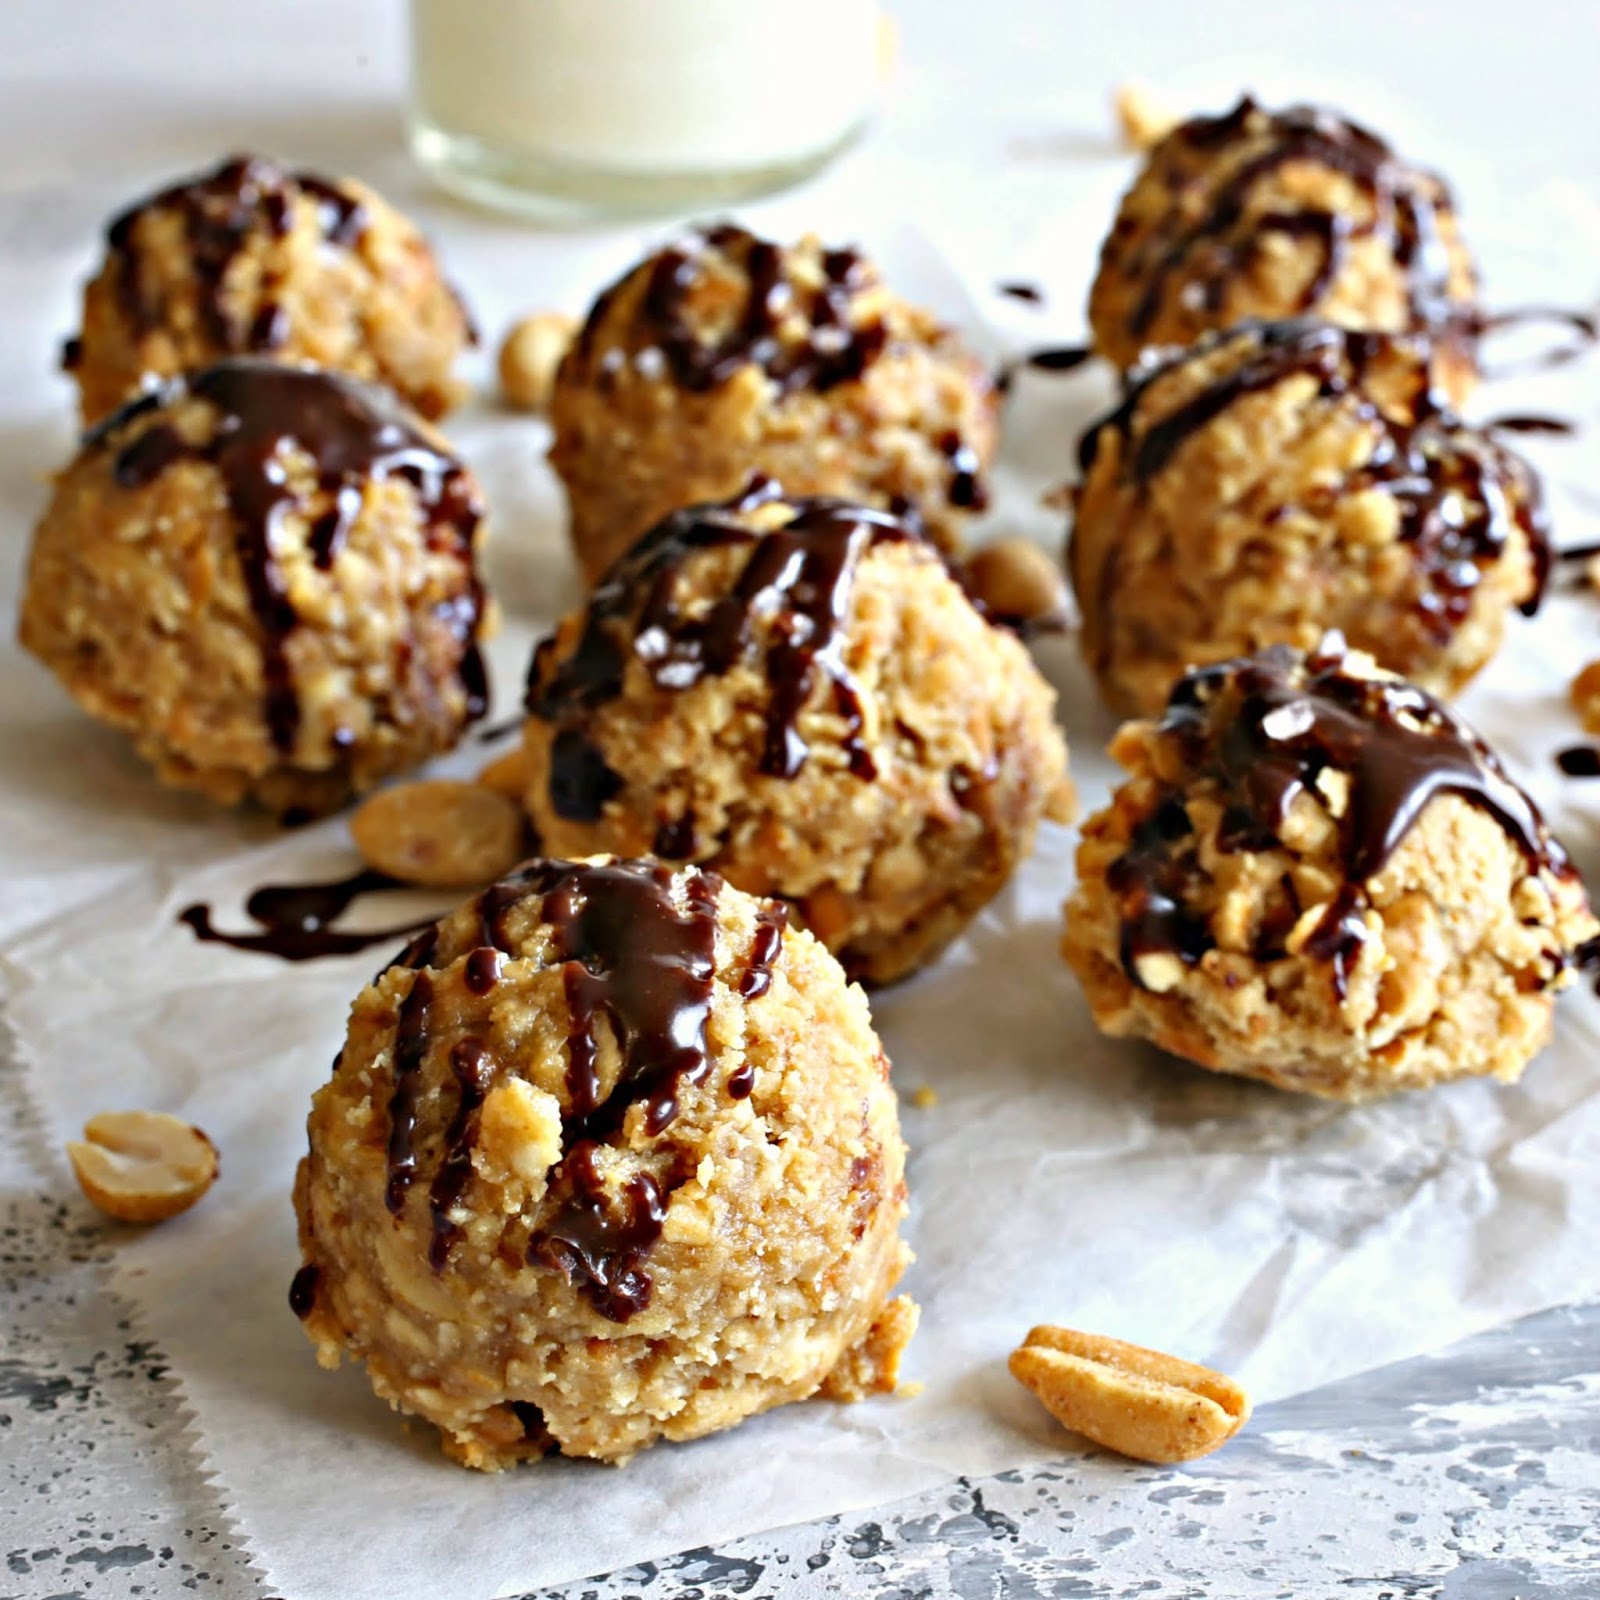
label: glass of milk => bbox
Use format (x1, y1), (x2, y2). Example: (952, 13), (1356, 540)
(408, 0), (883, 220)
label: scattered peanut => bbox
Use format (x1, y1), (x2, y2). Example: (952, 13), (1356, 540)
(498, 312), (578, 414)
(67, 1111), (218, 1224)
(1115, 82), (1180, 151)
(1045, 773), (1079, 826)
(964, 538), (1069, 629)
(1009, 1324), (1250, 1464)
(1572, 660), (1600, 734)
(1585, 552), (1600, 596)
(350, 779), (528, 888)
(476, 745), (528, 801)
(1131, 950), (1188, 994)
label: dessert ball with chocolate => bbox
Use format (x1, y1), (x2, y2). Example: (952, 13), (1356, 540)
(68, 155), (474, 426)
(1070, 320), (1548, 719)
(521, 485), (1073, 986)
(1089, 99), (1480, 404)
(292, 855), (916, 1469)
(550, 223), (998, 582)
(19, 359), (488, 818)
(1062, 641), (1595, 1101)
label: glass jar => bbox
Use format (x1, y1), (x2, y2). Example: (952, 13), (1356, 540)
(408, 0), (883, 222)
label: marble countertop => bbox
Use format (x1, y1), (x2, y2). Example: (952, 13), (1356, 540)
(5, 2), (1600, 1595)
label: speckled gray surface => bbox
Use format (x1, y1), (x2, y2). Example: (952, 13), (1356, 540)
(5, 1075), (1597, 1600)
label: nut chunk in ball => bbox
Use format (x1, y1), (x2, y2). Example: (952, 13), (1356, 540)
(550, 222), (998, 581)
(19, 359), (488, 818)
(292, 855), (915, 1468)
(1088, 98), (1479, 403)
(67, 154), (474, 426)
(1070, 320), (1549, 719)
(1062, 642), (1596, 1101)
(521, 483), (1072, 986)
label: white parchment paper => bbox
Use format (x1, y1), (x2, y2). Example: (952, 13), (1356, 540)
(5, 188), (1600, 1600)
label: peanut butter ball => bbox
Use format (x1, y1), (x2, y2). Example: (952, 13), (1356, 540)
(550, 223), (998, 582)
(67, 154), (474, 426)
(292, 855), (916, 1468)
(1089, 99), (1479, 404)
(521, 484), (1073, 986)
(1062, 641), (1595, 1101)
(1070, 320), (1548, 719)
(19, 359), (488, 817)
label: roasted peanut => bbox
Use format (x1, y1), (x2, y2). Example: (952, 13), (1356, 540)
(964, 538), (1068, 629)
(1045, 773), (1080, 826)
(67, 1111), (218, 1224)
(1009, 1324), (1250, 1464)
(351, 780), (528, 888)
(498, 312), (577, 414)
(1115, 83), (1179, 151)
(1571, 660), (1600, 734)
(476, 745), (528, 801)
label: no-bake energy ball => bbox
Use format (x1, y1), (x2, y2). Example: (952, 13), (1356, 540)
(67, 155), (474, 426)
(521, 484), (1073, 986)
(19, 359), (488, 818)
(1062, 641), (1596, 1101)
(1069, 320), (1549, 719)
(550, 223), (998, 582)
(292, 855), (916, 1468)
(1088, 99), (1480, 404)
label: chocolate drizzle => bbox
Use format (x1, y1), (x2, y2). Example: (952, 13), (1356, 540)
(1485, 413), (1577, 438)
(527, 483), (917, 800)
(1119, 98), (1469, 349)
(1557, 746), (1600, 779)
(1075, 320), (1553, 634)
(578, 223), (888, 397)
(1109, 642), (1572, 997)
(180, 867), (433, 962)
(538, 860), (720, 1138)
(474, 715), (523, 745)
(513, 859), (721, 1318)
(1557, 539), (1600, 568)
(105, 155), (369, 351)
(370, 858), (795, 1317)
(93, 359), (487, 753)
(1475, 305), (1599, 378)
(528, 1145), (670, 1322)
(740, 902), (789, 1000)
(293, 172), (368, 249)
(463, 945), (503, 995)
(288, 1263), (320, 1320)
(384, 970), (435, 1214)
(427, 1039), (493, 1269)
(1026, 344), (1094, 373)
(652, 813), (698, 860)
(940, 429), (990, 511)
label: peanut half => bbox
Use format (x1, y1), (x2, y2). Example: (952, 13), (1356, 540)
(351, 779), (529, 888)
(498, 312), (578, 414)
(67, 1111), (219, 1224)
(476, 745), (528, 802)
(1009, 1324), (1250, 1464)
(1570, 659), (1600, 735)
(1115, 83), (1179, 151)
(963, 538), (1068, 632)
